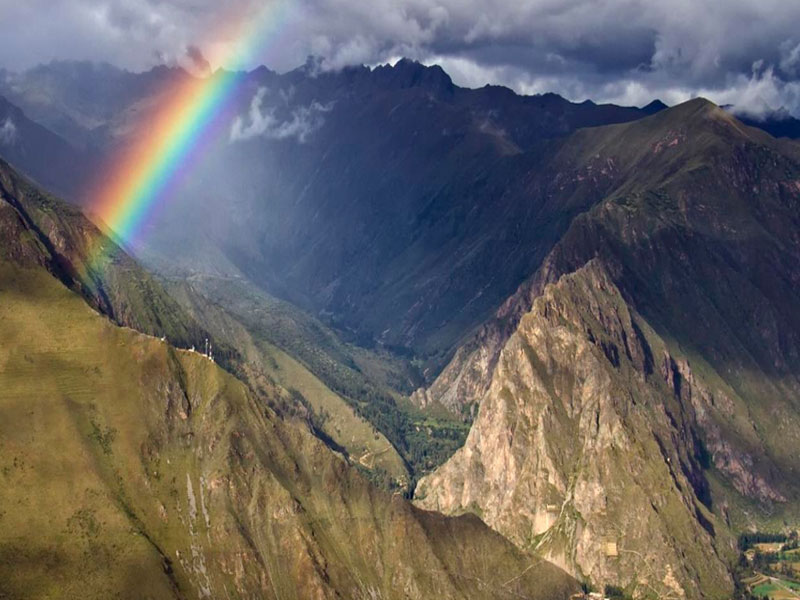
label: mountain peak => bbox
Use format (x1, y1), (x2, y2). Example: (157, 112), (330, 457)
(641, 99), (668, 114)
(646, 97), (731, 129)
(371, 58), (454, 94)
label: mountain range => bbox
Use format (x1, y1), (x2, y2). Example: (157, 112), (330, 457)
(1, 58), (800, 599)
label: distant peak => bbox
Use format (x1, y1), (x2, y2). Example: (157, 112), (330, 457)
(372, 57), (454, 94)
(657, 97), (718, 120)
(641, 99), (668, 114)
(249, 64), (276, 78)
(687, 96), (716, 107)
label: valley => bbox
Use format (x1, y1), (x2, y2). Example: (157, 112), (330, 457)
(0, 157), (578, 599)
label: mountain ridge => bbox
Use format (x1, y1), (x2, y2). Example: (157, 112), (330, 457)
(413, 96), (800, 596)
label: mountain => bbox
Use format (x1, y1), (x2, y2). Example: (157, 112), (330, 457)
(4, 58), (800, 599)
(0, 59), (674, 365)
(0, 150), (468, 490)
(414, 99), (800, 595)
(0, 155), (579, 599)
(416, 262), (733, 598)
(0, 157), (214, 354)
(0, 61), (192, 151)
(0, 96), (90, 200)
(1, 60), (790, 368)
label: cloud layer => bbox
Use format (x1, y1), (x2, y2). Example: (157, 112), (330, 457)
(0, 118), (17, 145)
(230, 87), (331, 142)
(2, 0), (800, 115)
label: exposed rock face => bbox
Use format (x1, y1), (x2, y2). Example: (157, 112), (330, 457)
(411, 250), (565, 419)
(420, 99), (800, 420)
(659, 353), (787, 505)
(416, 262), (732, 598)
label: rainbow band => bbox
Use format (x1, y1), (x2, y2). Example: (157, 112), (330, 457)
(99, 69), (243, 244)
(90, 1), (286, 265)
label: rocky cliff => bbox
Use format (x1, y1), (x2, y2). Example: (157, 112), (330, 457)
(416, 263), (733, 598)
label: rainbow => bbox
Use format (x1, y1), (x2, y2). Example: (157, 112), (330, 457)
(89, 0), (288, 267)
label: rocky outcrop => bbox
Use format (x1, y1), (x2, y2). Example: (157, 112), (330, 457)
(416, 262), (733, 598)
(410, 245), (570, 419)
(660, 353), (786, 505)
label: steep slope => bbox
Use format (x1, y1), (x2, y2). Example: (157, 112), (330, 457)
(0, 157), (214, 355)
(193, 60), (658, 361)
(0, 151), (466, 486)
(164, 275), (413, 489)
(0, 161), (578, 599)
(0, 96), (89, 200)
(165, 274), (470, 483)
(1, 60), (795, 369)
(415, 100), (800, 596)
(420, 99), (800, 421)
(0, 262), (577, 600)
(416, 263), (733, 598)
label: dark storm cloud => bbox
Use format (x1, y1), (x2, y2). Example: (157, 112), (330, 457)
(1, 0), (800, 115)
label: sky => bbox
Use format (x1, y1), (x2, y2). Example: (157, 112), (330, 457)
(2, 0), (800, 117)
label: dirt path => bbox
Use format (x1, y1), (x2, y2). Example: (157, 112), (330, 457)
(358, 445), (392, 468)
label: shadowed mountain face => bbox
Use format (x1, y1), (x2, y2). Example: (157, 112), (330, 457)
(735, 109), (800, 140)
(0, 158), (579, 600)
(0, 97), (90, 200)
(0, 59), (666, 364)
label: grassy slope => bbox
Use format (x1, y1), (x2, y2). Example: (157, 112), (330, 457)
(0, 158), (217, 355)
(165, 278), (410, 486)
(173, 275), (469, 483)
(0, 261), (578, 599)
(0, 156), (461, 486)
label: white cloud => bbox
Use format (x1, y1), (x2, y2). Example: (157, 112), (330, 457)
(3, 0), (800, 116)
(0, 118), (17, 145)
(230, 87), (331, 143)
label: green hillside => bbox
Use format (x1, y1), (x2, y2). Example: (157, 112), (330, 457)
(164, 277), (411, 488)
(0, 158), (217, 355)
(170, 274), (469, 484)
